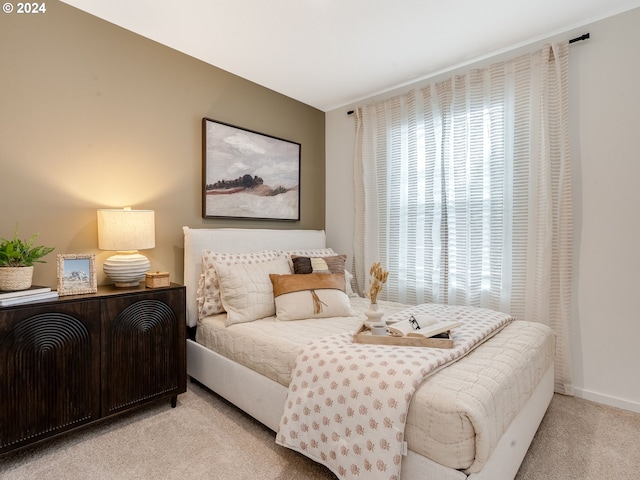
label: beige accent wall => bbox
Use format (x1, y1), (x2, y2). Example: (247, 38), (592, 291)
(0, 1), (325, 287)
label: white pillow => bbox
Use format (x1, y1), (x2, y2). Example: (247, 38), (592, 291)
(196, 250), (281, 319)
(274, 290), (355, 321)
(344, 269), (356, 297)
(215, 255), (291, 326)
(269, 273), (355, 321)
(279, 248), (336, 257)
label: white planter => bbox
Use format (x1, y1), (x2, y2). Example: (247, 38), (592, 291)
(0, 266), (34, 291)
(364, 302), (385, 327)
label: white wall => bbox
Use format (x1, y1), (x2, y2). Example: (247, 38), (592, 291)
(326, 7), (640, 413)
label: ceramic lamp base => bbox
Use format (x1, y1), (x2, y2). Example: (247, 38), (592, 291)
(103, 251), (150, 287)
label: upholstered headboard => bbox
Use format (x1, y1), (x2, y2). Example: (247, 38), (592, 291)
(182, 227), (327, 327)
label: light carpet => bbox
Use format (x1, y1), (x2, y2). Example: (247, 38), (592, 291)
(1, 382), (638, 479)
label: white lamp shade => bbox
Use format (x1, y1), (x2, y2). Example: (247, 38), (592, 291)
(97, 208), (155, 287)
(97, 209), (155, 251)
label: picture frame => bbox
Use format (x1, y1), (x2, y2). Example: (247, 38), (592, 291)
(202, 118), (301, 220)
(57, 254), (97, 296)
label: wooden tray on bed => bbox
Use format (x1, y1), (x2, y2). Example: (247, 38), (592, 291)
(353, 324), (454, 348)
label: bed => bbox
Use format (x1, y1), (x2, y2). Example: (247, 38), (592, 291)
(183, 227), (555, 480)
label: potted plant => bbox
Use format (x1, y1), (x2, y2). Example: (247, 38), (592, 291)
(0, 224), (55, 291)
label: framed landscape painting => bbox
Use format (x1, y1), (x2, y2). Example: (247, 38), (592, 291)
(202, 118), (301, 220)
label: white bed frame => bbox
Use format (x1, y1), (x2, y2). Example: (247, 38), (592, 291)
(183, 227), (554, 480)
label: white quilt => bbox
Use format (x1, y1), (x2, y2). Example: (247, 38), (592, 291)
(196, 299), (554, 471)
(196, 297), (405, 386)
(276, 304), (514, 480)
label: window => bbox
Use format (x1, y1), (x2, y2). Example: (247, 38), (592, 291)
(354, 43), (574, 394)
(358, 85), (510, 310)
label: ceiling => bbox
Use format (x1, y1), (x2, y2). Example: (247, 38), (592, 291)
(60, 0), (640, 112)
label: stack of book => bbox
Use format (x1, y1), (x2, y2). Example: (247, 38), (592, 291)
(0, 286), (58, 307)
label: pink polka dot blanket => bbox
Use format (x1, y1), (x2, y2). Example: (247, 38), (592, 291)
(276, 304), (514, 480)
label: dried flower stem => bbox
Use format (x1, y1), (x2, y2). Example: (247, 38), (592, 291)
(366, 262), (389, 304)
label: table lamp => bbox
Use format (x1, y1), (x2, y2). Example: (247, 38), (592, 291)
(97, 207), (155, 287)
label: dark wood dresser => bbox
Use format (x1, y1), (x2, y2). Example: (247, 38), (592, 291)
(0, 283), (186, 455)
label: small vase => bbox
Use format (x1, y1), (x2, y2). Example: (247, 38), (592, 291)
(365, 302), (384, 327)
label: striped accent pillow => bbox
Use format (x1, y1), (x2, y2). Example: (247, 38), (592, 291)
(291, 254), (346, 275)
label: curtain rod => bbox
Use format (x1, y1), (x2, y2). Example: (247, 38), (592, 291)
(347, 32), (590, 115)
(569, 32), (590, 43)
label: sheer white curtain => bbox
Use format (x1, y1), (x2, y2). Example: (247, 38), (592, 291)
(353, 42), (573, 394)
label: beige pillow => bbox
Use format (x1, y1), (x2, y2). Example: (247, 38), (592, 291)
(216, 256), (291, 326)
(269, 273), (355, 321)
(196, 250), (282, 319)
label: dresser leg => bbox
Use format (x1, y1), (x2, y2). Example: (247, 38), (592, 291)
(171, 395), (177, 408)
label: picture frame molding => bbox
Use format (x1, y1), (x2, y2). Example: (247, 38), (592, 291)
(57, 253), (98, 296)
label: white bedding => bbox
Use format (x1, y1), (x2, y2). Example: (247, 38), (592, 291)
(196, 297), (554, 472)
(184, 227), (555, 477)
(197, 297), (398, 385)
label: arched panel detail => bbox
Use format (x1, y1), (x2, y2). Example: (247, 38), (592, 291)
(1, 313), (94, 449)
(105, 299), (179, 412)
(1, 285), (185, 454)
(113, 300), (175, 335)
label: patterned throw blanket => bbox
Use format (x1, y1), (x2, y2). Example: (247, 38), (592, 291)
(276, 304), (514, 480)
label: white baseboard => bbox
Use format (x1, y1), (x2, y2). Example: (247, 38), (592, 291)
(573, 387), (640, 414)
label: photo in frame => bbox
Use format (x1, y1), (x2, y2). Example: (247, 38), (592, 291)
(202, 118), (301, 220)
(57, 254), (97, 296)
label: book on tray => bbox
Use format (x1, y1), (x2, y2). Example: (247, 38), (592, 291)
(387, 314), (460, 338)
